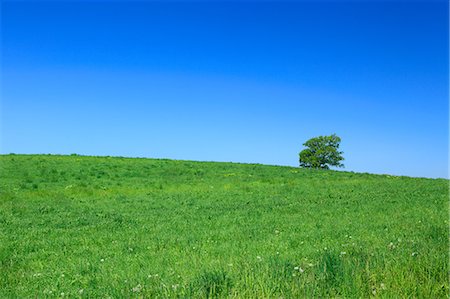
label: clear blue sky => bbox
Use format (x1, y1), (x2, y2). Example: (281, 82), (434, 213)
(1, 0), (448, 178)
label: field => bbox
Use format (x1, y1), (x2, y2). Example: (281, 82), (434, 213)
(0, 154), (448, 298)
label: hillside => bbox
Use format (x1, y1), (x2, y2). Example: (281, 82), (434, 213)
(0, 154), (448, 297)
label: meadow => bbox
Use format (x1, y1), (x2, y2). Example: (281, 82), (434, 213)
(0, 154), (448, 298)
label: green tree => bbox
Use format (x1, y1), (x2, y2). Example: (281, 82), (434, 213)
(299, 134), (344, 169)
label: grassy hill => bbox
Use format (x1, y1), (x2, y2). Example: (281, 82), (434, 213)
(0, 154), (448, 298)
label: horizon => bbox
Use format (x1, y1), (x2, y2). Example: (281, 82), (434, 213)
(0, 153), (447, 180)
(1, 0), (448, 179)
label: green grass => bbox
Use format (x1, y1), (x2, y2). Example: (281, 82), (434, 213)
(0, 154), (448, 298)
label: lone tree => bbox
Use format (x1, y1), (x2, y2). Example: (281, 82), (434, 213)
(299, 134), (344, 169)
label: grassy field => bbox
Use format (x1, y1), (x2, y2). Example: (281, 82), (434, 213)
(0, 154), (448, 298)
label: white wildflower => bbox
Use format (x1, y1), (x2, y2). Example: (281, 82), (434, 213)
(132, 284), (142, 293)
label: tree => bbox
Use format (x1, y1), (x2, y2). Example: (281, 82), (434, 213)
(299, 134), (344, 169)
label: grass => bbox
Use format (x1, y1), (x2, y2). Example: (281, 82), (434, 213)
(0, 154), (448, 298)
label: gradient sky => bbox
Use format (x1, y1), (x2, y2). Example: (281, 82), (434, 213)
(1, 0), (448, 178)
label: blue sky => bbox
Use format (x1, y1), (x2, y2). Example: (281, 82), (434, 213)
(1, 0), (448, 178)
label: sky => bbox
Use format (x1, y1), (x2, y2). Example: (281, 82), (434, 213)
(1, 0), (448, 178)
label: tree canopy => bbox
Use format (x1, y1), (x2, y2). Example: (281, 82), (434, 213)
(299, 134), (344, 169)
